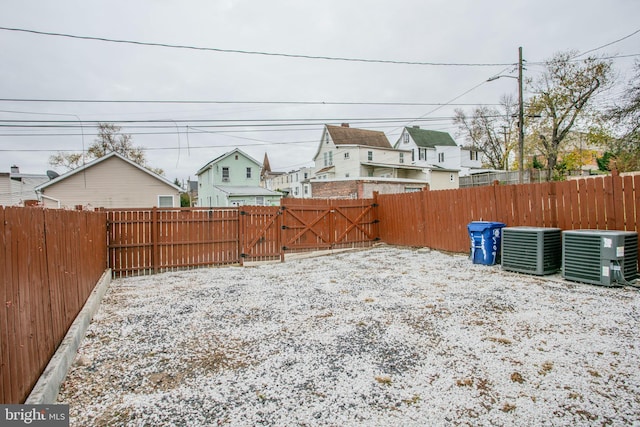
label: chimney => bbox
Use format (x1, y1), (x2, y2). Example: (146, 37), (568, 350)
(413, 125), (420, 129)
(341, 123), (350, 128)
(10, 165), (19, 174)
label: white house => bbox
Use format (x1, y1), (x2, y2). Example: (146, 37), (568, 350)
(395, 126), (481, 177)
(313, 124), (425, 181)
(0, 165), (48, 206)
(264, 166), (313, 198)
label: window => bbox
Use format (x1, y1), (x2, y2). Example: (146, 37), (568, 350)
(304, 172), (308, 179)
(158, 195), (173, 207)
(470, 150), (479, 161)
(328, 151), (333, 165)
(304, 185), (309, 195)
(294, 187), (299, 195)
(419, 148), (427, 161)
(222, 167), (230, 182)
(256, 196), (264, 205)
(246, 167), (252, 178)
(403, 133), (409, 144)
(399, 152), (404, 164)
(438, 153), (445, 163)
(344, 152), (350, 159)
(412, 149), (415, 162)
(367, 151), (373, 161)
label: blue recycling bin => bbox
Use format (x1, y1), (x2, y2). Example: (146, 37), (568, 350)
(467, 221), (506, 265)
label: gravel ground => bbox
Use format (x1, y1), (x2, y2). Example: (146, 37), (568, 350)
(57, 245), (640, 426)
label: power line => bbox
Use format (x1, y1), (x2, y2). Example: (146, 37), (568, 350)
(0, 98), (502, 106)
(0, 26), (514, 67)
(574, 27), (640, 58)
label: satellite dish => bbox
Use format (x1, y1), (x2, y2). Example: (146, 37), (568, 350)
(46, 170), (60, 180)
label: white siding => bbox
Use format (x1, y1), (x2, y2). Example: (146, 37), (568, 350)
(40, 156), (179, 208)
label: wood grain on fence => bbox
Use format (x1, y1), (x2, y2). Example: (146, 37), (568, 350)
(377, 173), (640, 267)
(0, 207), (106, 404)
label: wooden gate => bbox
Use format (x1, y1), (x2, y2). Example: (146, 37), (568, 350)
(239, 206), (283, 264)
(281, 199), (378, 253)
(107, 200), (378, 274)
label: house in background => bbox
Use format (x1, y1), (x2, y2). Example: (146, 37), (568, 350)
(0, 165), (49, 206)
(309, 124), (438, 198)
(395, 126), (480, 178)
(35, 152), (182, 209)
(263, 166), (313, 198)
(197, 148), (282, 207)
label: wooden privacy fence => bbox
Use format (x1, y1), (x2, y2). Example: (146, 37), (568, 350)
(0, 207), (107, 404)
(106, 198), (378, 277)
(377, 172), (640, 266)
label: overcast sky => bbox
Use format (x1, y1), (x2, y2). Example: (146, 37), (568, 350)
(1, 0), (639, 184)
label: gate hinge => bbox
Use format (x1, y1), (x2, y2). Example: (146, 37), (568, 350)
(371, 203), (379, 207)
(373, 219), (380, 224)
(240, 211), (247, 216)
(240, 253), (247, 258)
(281, 225), (288, 230)
(282, 246), (289, 251)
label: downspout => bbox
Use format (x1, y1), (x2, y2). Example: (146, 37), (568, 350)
(38, 192), (61, 208)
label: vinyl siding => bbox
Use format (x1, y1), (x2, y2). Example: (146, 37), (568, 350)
(39, 156), (179, 208)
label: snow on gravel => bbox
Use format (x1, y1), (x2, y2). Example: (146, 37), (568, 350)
(57, 245), (640, 426)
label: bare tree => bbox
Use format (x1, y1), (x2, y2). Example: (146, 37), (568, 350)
(526, 51), (613, 177)
(454, 94), (518, 170)
(603, 61), (640, 171)
(49, 123), (164, 175)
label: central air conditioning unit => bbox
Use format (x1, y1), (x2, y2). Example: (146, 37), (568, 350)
(501, 227), (562, 275)
(562, 230), (639, 286)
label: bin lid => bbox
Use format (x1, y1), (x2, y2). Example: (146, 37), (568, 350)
(467, 221), (506, 232)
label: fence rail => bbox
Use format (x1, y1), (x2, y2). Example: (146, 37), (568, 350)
(378, 172), (640, 267)
(106, 198), (377, 276)
(0, 207), (106, 404)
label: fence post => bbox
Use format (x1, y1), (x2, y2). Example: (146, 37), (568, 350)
(548, 181), (558, 228)
(238, 207), (244, 267)
(151, 207), (158, 274)
(279, 206), (285, 263)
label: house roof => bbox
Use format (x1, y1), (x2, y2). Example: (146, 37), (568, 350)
(360, 162), (425, 171)
(35, 152), (183, 192)
(405, 127), (457, 148)
(196, 148), (262, 176)
(325, 125), (392, 149)
(213, 185), (282, 197)
(315, 166), (335, 174)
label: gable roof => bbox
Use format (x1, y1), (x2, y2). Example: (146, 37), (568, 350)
(35, 152), (182, 192)
(196, 148), (262, 176)
(405, 127), (457, 148)
(325, 125), (392, 148)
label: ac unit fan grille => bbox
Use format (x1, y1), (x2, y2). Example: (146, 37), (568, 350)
(502, 227), (561, 275)
(623, 235), (639, 281)
(563, 234), (602, 284)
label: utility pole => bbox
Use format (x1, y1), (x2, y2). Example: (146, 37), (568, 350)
(517, 46), (524, 184)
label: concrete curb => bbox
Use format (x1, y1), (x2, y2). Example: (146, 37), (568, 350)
(26, 269), (112, 404)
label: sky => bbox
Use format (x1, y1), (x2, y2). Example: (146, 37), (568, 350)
(1, 0), (639, 185)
